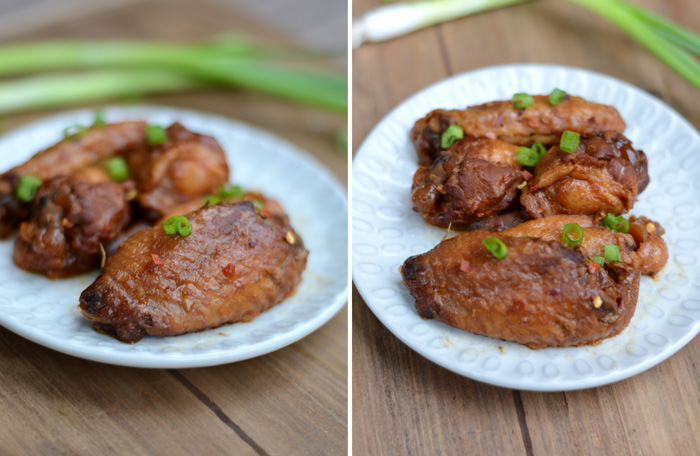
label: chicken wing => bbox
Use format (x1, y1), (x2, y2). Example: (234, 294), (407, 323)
(13, 167), (132, 278)
(520, 131), (648, 218)
(125, 123), (229, 221)
(411, 137), (524, 228)
(0, 121), (147, 238)
(79, 202), (308, 342)
(412, 95), (625, 166)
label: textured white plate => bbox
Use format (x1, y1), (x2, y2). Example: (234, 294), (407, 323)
(353, 64), (700, 391)
(0, 106), (348, 368)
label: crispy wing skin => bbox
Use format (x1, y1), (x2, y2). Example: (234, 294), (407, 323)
(79, 202), (308, 342)
(402, 233), (640, 348)
(13, 167), (132, 278)
(126, 123), (229, 220)
(411, 138), (524, 228)
(0, 121), (147, 238)
(157, 191), (286, 225)
(520, 132), (648, 218)
(412, 95), (625, 166)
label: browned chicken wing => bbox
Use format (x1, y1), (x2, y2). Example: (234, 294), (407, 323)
(13, 167), (132, 278)
(401, 215), (667, 348)
(125, 123), (229, 221)
(0, 121), (147, 238)
(411, 137), (524, 228)
(520, 132), (648, 218)
(412, 95), (625, 166)
(158, 190), (286, 225)
(79, 202), (308, 342)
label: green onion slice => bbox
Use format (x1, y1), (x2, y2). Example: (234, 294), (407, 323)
(253, 200), (265, 210)
(146, 125), (167, 146)
(93, 111), (106, 128)
(63, 124), (88, 140)
(163, 215), (191, 237)
(104, 156), (129, 182)
(601, 213), (630, 233)
(15, 174), (43, 202)
(604, 244), (620, 262)
(548, 88), (567, 106)
(562, 222), (584, 248)
(483, 237), (508, 259)
(512, 92), (534, 109)
(593, 255), (605, 266)
(560, 130), (580, 153)
(516, 146), (544, 167)
(440, 124), (464, 149)
(219, 184), (244, 199)
(532, 142), (547, 157)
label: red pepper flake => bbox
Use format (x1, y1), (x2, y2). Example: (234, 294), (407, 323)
(588, 260), (601, 274)
(260, 209), (270, 218)
(222, 263), (235, 278)
(249, 239), (257, 248)
(459, 259), (470, 273)
(522, 170), (534, 181)
(498, 346), (504, 354)
(151, 254), (164, 265)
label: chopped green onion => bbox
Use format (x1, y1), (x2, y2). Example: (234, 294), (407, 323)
(63, 124), (88, 140)
(560, 130), (580, 153)
(516, 146), (541, 167)
(15, 174), (42, 202)
(511, 92), (534, 109)
(547, 88), (567, 105)
(220, 184), (244, 199)
(163, 215), (191, 237)
(440, 124), (464, 149)
(601, 213), (630, 233)
(532, 142), (547, 157)
(253, 200), (265, 210)
(93, 110), (106, 128)
(104, 157), (129, 182)
(604, 244), (620, 262)
(562, 222), (584, 248)
(593, 256), (605, 266)
(146, 125), (167, 146)
(483, 237), (508, 259)
(203, 195), (221, 206)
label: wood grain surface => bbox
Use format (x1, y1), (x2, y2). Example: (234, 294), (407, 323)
(352, 0), (700, 455)
(0, 0), (347, 455)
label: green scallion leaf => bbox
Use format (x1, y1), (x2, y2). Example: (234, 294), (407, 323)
(63, 124), (88, 140)
(560, 130), (580, 153)
(604, 244), (620, 262)
(15, 174), (43, 202)
(104, 157), (129, 182)
(483, 237), (508, 259)
(516, 146), (541, 167)
(601, 213), (630, 233)
(220, 184), (244, 199)
(146, 125), (167, 146)
(548, 88), (567, 105)
(440, 124), (464, 149)
(562, 222), (584, 248)
(93, 110), (106, 128)
(253, 200), (265, 210)
(532, 142), (547, 157)
(163, 215), (191, 237)
(593, 255), (605, 266)
(512, 92), (534, 109)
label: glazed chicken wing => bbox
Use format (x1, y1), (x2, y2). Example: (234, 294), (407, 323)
(13, 167), (133, 278)
(0, 121), (147, 238)
(125, 123), (229, 221)
(520, 131), (648, 218)
(412, 95), (625, 166)
(411, 137), (524, 228)
(402, 233), (640, 348)
(79, 202), (308, 342)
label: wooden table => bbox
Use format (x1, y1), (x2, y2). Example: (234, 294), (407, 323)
(352, 0), (700, 454)
(0, 1), (347, 454)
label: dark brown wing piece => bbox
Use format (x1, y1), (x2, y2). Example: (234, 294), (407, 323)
(520, 132), (649, 218)
(411, 95), (626, 166)
(411, 137), (524, 228)
(79, 202), (308, 343)
(126, 122), (229, 221)
(0, 121), (147, 238)
(402, 232), (640, 348)
(13, 167), (132, 278)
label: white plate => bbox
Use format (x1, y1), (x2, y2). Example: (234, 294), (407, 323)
(352, 64), (700, 391)
(0, 105), (348, 368)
